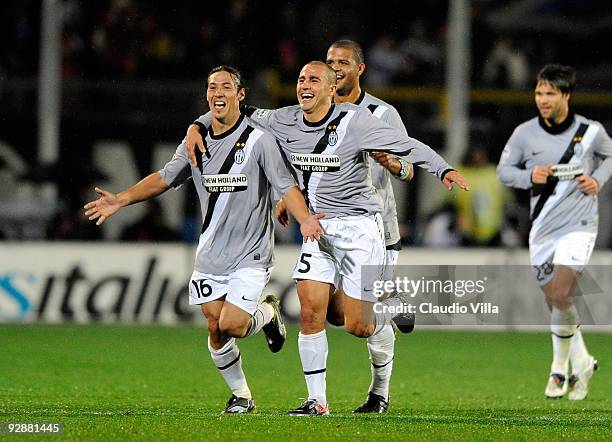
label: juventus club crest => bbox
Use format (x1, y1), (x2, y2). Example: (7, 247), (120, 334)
(327, 124), (338, 146)
(574, 143), (583, 157)
(234, 142), (245, 164)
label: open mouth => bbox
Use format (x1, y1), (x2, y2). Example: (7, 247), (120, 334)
(300, 92), (314, 103)
(213, 101), (226, 110)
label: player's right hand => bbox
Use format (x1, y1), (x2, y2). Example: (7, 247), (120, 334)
(186, 124), (206, 166)
(275, 199), (289, 227)
(301, 213), (325, 242)
(83, 187), (121, 225)
(531, 165), (553, 184)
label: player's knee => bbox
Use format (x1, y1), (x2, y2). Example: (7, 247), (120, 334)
(344, 320), (373, 338)
(300, 306), (325, 330)
(218, 317), (250, 338)
(207, 319), (221, 336)
(206, 321), (229, 349)
(551, 286), (573, 309)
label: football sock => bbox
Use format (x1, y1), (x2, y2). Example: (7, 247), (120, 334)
(569, 327), (590, 373)
(372, 294), (401, 332)
(209, 337), (251, 399)
(550, 306), (579, 375)
(244, 302), (274, 338)
(298, 330), (328, 405)
(367, 325), (395, 399)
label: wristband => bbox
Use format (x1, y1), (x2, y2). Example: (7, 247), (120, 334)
(395, 159), (412, 180)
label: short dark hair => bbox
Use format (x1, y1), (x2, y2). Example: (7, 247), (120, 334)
(536, 64), (576, 94)
(329, 39), (365, 64)
(207, 65), (244, 91)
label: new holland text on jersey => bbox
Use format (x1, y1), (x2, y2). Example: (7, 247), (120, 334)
(202, 174), (248, 192)
(290, 153), (341, 172)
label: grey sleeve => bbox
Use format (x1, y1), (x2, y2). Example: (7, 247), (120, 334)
(496, 128), (532, 189)
(256, 134), (297, 198)
(357, 110), (452, 179)
(159, 141), (192, 188)
(590, 123), (612, 187)
(246, 108), (279, 133)
(194, 112), (212, 127)
(381, 106), (408, 137)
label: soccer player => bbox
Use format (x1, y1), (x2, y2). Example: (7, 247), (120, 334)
(186, 61), (469, 415)
(299, 39), (415, 413)
(497, 64), (612, 400)
(84, 66), (324, 413)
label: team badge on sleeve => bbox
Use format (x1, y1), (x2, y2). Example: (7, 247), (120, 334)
(255, 109), (271, 119)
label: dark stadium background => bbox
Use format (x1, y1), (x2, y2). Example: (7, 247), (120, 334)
(1, 0), (611, 246)
(1, 2), (612, 439)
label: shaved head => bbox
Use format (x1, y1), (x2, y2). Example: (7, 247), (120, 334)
(303, 61), (337, 86)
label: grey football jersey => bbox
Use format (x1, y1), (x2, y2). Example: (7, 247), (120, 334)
(497, 114), (612, 244)
(196, 104), (451, 219)
(160, 114), (296, 275)
(357, 91), (408, 247)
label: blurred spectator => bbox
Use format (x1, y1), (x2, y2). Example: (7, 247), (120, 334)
(47, 184), (101, 240)
(453, 144), (511, 246)
(47, 205), (103, 240)
(399, 20), (442, 84)
(365, 34), (404, 87)
(90, 0), (143, 77)
(120, 199), (181, 242)
(422, 202), (460, 248)
(482, 35), (529, 90)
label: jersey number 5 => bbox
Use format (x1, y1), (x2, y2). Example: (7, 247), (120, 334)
(297, 253), (312, 273)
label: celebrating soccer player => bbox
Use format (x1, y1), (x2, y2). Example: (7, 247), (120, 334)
(84, 66), (323, 413)
(497, 64), (612, 400)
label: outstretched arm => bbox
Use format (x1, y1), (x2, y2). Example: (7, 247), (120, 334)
(357, 110), (469, 191)
(83, 172), (168, 225)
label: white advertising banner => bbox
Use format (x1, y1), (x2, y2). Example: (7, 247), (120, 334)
(0, 242), (301, 324)
(2, 243), (612, 326)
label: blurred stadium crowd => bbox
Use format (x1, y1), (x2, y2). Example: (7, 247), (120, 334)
(1, 0), (611, 247)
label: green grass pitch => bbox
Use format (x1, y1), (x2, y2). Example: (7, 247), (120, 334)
(1, 324), (611, 440)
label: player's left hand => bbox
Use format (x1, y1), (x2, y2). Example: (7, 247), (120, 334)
(301, 213), (325, 242)
(369, 152), (401, 175)
(443, 170), (470, 191)
(576, 175), (599, 196)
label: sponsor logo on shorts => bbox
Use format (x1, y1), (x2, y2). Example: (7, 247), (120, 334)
(290, 153), (340, 172)
(202, 174), (248, 192)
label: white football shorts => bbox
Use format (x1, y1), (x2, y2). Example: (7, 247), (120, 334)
(188, 267), (271, 315)
(292, 213), (385, 302)
(530, 231), (596, 286)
